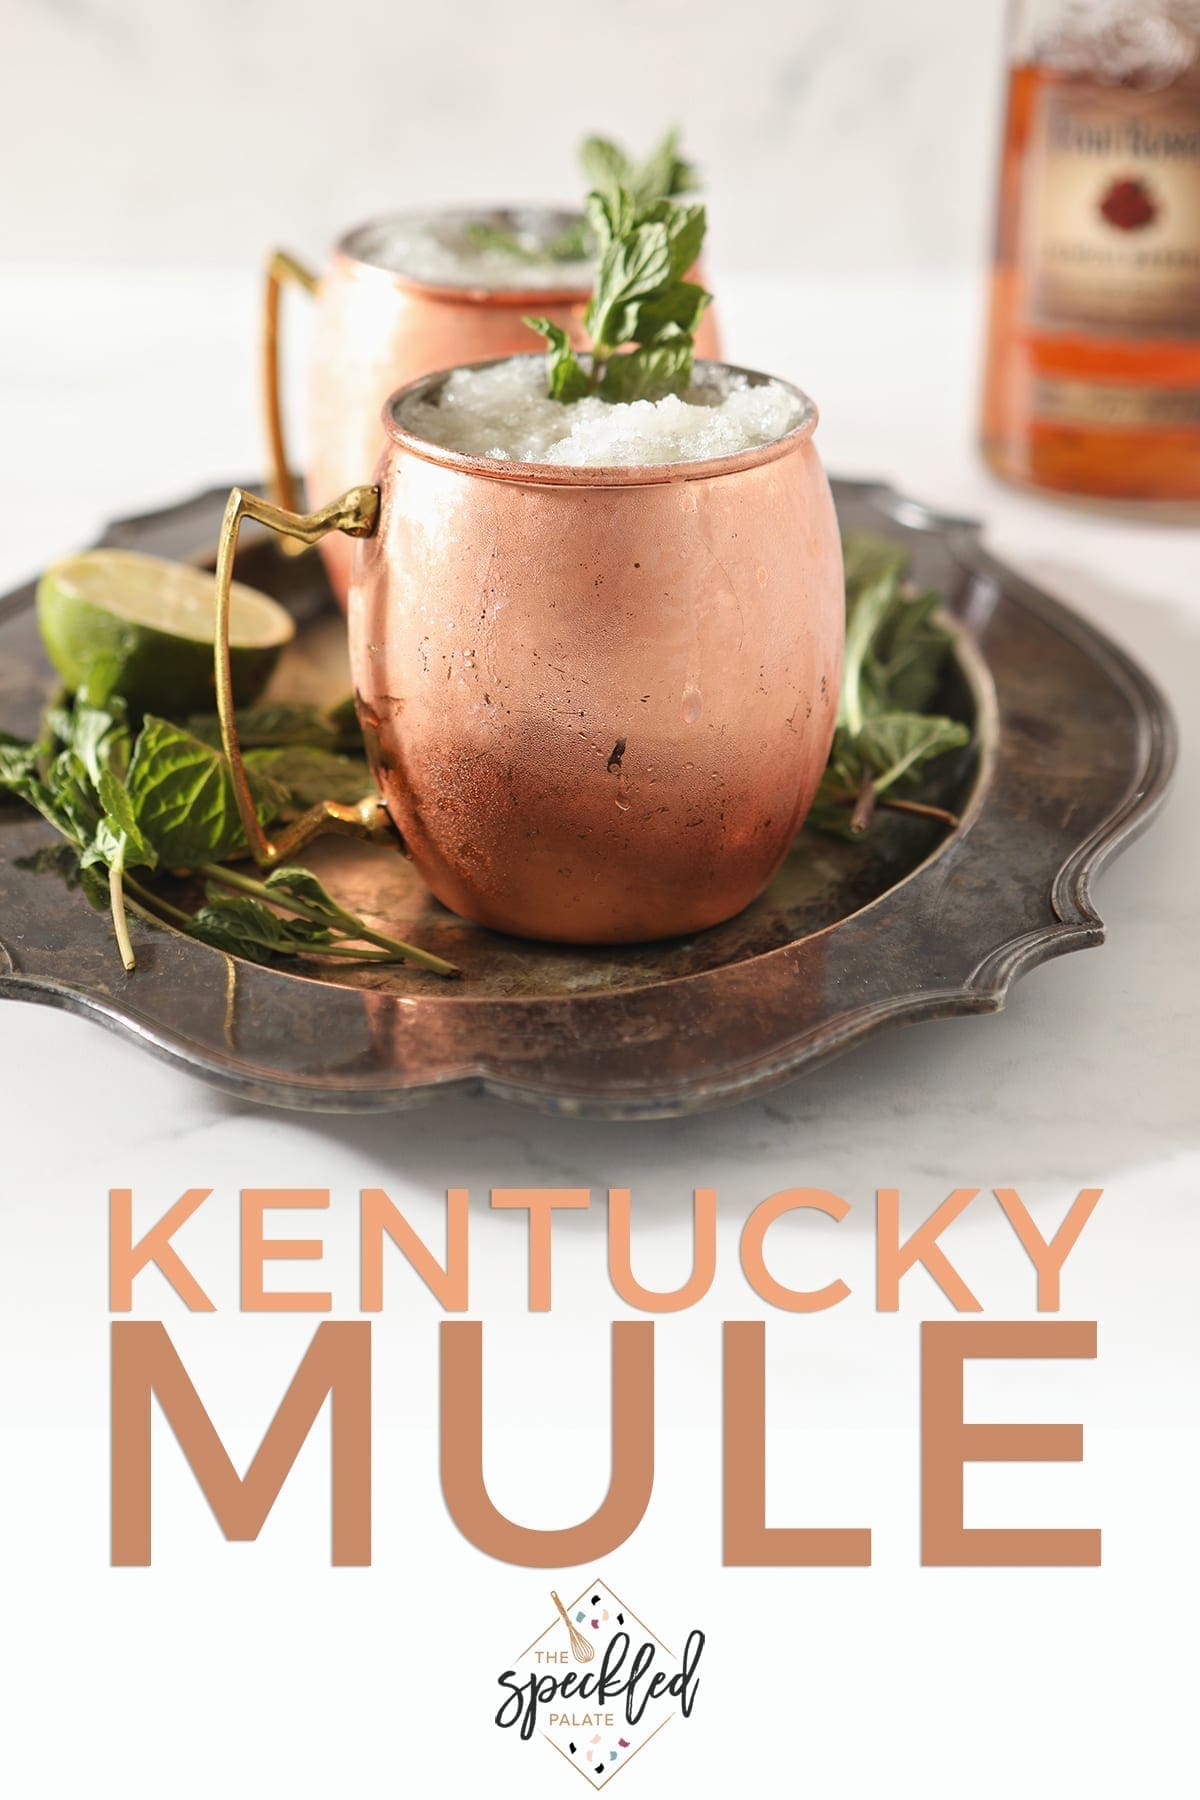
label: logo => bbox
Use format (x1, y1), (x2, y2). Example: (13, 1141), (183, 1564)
(1099, 175), (1159, 231)
(494, 1577), (704, 1787)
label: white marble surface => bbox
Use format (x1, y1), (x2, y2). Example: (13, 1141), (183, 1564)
(1, 266), (1198, 1796)
(3, 0), (1006, 274)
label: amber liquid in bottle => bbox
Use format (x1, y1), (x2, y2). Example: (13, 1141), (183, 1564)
(982, 58), (1200, 510)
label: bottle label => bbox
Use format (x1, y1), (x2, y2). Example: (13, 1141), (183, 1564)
(1024, 81), (1200, 338)
(1032, 375), (1200, 426)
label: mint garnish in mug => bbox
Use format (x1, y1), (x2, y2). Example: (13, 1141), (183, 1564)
(526, 189), (711, 403)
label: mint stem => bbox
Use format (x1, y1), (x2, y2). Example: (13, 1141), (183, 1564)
(109, 866), (136, 973)
(200, 862), (460, 978)
(309, 944), (421, 964)
(878, 796), (960, 828)
(849, 774), (876, 837)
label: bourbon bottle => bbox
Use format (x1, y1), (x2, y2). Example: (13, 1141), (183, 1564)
(981, 1), (1200, 508)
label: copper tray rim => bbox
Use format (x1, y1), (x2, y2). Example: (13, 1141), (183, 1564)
(0, 477), (1177, 1120)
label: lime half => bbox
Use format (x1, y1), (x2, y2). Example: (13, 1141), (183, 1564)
(37, 549), (295, 714)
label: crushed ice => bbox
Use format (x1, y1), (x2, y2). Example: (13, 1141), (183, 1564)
(397, 357), (808, 466)
(344, 210), (592, 291)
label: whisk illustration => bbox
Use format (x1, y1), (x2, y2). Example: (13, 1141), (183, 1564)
(551, 1590), (595, 1663)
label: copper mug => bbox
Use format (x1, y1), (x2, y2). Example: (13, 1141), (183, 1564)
(263, 206), (722, 607)
(217, 358), (843, 946)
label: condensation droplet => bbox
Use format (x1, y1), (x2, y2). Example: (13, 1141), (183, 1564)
(681, 684), (702, 725)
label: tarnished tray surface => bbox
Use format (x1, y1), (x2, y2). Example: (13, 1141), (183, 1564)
(0, 479), (1175, 1117)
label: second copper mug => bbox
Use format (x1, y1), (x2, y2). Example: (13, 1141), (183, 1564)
(218, 358), (843, 947)
(264, 206), (723, 606)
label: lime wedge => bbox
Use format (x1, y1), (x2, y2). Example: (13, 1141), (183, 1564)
(37, 549), (295, 714)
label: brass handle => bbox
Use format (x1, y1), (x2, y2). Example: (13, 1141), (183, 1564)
(214, 483), (390, 866)
(262, 249), (320, 553)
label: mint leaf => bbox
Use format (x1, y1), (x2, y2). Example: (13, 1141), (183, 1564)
(538, 181), (709, 403)
(96, 767), (144, 847)
(186, 700), (350, 752)
(862, 588), (952, 717)
(261, 864), (348, 924)
(580, 136), (634, 200)
(630, 281), (711, 345)
(47, 751), (103, 845)
(189, 894), (333, 964)
(86, 766), (156, 872)
(811, 534), (972, 841)
(524, 317), (591, 402)
(580, 129), (699, 207)
(45, 698), (131, 786)
(64, 762), (159, 975)
(585, 190), (637, 257)
(839, 555), (909, 735)
(185, 697), (366, 760)
(0, 764), (68, 839)
(586, 220), (673, 352)
(598, 339), (695, 403)
(2, 693), (455, 976)
(858, 712), (971, 795)
(839, 533), (961, 734)
(631, 128), (699, 204)
(126, 715), (285, 868)
(10, 774), (80, 843)
(246, 745), (375, 810)
(0, 736), (40, 794)
(640, 199), (706, 280)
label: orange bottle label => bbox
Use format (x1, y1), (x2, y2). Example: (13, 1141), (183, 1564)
(1023, 82), (1200, 339)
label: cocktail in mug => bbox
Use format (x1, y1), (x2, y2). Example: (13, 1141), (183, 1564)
(218, 355), (842, 945)
(264, 206), (722, 603)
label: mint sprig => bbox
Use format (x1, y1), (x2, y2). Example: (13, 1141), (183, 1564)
(523, 318), (592, 403)
(526, 187), (711, 405)
(0, 698), (458, 977)
(809, 534), (972, 839)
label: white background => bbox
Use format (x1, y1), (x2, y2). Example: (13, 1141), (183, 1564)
(3, 0), (1006, 275)
(2, 2), (1200, 1797)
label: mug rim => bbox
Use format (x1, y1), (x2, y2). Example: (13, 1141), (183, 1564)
(334, 204), (594, 304)
(380, 356), (820, 487)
